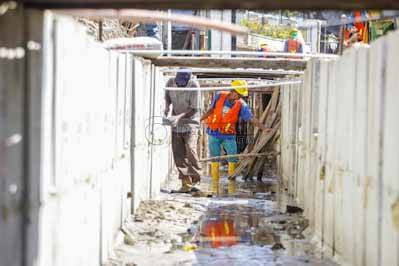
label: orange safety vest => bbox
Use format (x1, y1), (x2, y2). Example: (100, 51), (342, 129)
(287, 39), (301, 53)
(207, 91), (242, 135)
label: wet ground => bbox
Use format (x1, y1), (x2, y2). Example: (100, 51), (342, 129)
(107, 170), (337, 266)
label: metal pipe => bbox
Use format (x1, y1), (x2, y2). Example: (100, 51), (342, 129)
(199, 152), (272, 162)
(160, 68), (304, 75)
(167, 9), (172, 56)
(196, 77), (266, 81)
(56, 9), (248, 36)
(164, 80), (303, 91)
(121, 49), (339, 59)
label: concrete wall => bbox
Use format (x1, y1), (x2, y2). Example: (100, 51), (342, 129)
(37, 13), (171, 266)
(280, 30), (399, 265)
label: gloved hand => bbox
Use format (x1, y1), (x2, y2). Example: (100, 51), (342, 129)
(162, 115), (180, 127)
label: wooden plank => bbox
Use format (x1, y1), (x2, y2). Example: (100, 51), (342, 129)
(0, 6), (25, 266)
(199, 152), (271, 162)
(23, 0), (399, 10)
(245, 98), (280, 175)
(230, 121), (280, 179)
(151, 57), (307, 71)
(197, 73), (294, 79)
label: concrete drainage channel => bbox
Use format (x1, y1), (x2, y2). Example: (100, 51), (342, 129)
(106, 171), (337, 266)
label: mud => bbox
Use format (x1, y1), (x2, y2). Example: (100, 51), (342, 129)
(106, 173), (337, 266)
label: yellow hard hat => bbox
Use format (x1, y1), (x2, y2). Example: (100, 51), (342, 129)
(231, 80), (248, 97)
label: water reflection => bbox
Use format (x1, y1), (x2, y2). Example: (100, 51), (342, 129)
(197, 202), (278, 249)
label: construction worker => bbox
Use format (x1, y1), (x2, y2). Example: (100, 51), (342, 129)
(200, 80), (270, 182)
(164, 69), (202, 193)
(284, 29), (303, 54)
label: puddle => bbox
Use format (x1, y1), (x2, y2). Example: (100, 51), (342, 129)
(185, 176), (336, 265)
(196, 203), (279, 248)
(108, 173), (337, 266)
(190, 177), (281, 250)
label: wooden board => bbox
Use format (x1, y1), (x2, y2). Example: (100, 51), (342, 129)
(151, 57), (307, 71)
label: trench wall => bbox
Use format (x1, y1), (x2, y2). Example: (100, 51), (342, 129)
(38, 14), (171, 266)
(280, 30), (399, 265)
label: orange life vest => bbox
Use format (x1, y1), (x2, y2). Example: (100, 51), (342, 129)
(207, 91), (242, 135)
(287, 39), (301, 53)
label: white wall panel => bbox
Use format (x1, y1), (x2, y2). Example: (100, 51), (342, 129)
(280, 30), (399, 265)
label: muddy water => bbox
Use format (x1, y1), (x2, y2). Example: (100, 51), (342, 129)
(107, 174), (337, 266)
(186, 177), (334, 265)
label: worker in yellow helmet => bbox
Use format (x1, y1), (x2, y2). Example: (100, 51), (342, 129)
(200, 80), (271, 183)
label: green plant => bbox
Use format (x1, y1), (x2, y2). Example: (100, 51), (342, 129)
(240, 18), (296, 39)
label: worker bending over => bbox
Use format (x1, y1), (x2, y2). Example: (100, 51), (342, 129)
(200, 80), (270, 181)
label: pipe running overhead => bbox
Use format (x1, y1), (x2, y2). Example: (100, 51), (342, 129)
(164, 80), (303, 91)
(55, 9), (248, 36)
(161, 68), (304, 76)
(123, 49), (339, 59)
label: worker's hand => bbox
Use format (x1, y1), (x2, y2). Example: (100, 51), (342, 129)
(170, 116), (180, 128)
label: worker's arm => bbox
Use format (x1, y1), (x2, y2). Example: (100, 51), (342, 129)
(200, 108), (214, 122)
(239, 102), (271, 132)
(250, 118), (271, 132)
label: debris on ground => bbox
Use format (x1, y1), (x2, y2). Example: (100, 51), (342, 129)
(106, 174), (337, 266)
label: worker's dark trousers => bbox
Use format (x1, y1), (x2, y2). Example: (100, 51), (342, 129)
(171, 131), (202, 184)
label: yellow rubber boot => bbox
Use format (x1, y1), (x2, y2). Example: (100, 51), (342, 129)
(174, 177), (192, 193)
(228, 162), (237, 176)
